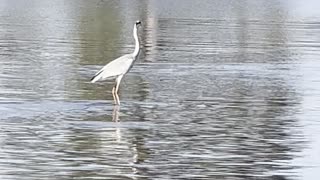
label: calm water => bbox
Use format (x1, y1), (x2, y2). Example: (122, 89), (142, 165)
(1, 0), (320, 179)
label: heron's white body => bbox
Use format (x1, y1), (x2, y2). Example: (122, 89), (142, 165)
(91, 54), (134, 83)
(91, 21), (141, 105)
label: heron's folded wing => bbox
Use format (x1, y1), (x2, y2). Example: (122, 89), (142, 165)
(91, 54), (134, 82)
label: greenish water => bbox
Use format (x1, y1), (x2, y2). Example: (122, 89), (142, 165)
(1, 0), (320, 179)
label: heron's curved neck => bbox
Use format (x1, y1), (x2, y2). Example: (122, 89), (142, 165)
(132, 24), (140, 59)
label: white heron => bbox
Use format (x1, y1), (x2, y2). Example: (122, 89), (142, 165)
(91, 21), (142, 105)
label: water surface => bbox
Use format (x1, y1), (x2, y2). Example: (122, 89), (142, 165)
(1, 0), (320, 179)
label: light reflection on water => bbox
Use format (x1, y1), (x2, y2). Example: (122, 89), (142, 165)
(1, 0), (320, 179)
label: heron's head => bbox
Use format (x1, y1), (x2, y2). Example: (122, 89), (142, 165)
(135, 20), (141, 27)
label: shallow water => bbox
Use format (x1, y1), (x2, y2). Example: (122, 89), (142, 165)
(1, 0), (320, 179)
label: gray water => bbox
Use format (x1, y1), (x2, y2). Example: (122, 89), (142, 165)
(1, 0), (320, 179)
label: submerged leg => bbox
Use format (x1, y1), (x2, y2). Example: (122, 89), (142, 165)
(114, 75), (124, 105)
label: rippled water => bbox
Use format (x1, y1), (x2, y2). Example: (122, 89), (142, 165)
(1, 0), (320, 179)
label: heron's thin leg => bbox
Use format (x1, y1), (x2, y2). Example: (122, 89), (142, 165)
(115, 75), (124, 105)
(112, 85), (117, 105)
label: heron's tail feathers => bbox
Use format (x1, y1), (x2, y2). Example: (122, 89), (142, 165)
(90, 71), (103, 83)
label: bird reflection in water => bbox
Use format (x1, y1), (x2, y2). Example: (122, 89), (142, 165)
(112, 105), (140, 177)
(112, 105), (122, 142)
(112, 105), (120, 122)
